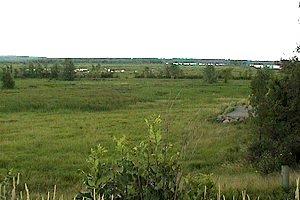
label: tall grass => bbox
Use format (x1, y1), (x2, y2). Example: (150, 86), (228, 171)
(0, 78), (262, 196)
(1, 175), (300, 199)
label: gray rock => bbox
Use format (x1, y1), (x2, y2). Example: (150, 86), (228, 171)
(217, 105), (251, 123)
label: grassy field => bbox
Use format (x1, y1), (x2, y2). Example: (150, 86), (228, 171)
(0, 76), (297, 198)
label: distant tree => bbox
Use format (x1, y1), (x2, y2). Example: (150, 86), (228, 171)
(91, 64), (96, 71)
(96, 63), (101, 70)
(13, 68), (19, 78)
(165, 64), (183, 79)
(242, 68), (253, 80)
(35, 62), (43, 78)
(63, 59), (75, 81)
(2, 65), (15, 89)
(143, 66), (154, 78)
(50, 63), (60, 80)
(220, 68), (233, 83)
(28, 63), (35, 78)
(203, 65), (217, 83)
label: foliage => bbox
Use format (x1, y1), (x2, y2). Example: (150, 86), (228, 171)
(0, 78), (251, 194)
(63, 59), (75, 81)
(219, 68), (233, 83)
(80, 115), (215, 199)
(142, 66), (154, 78)
(50, 63), (60, 79)
(20, 62), (51, 79)
(249, 69), (273, 138)
(165, 64), (183, 79)
(1, 65), (15, 89)
(203, 65), (217, 83)
(248, 59), (300, 173)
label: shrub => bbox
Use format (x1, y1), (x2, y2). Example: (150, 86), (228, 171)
(50, 63), (60, 80)
(203, 65), (217, 83)
(1, 66), (15, 89)
(165, 64), (183, 79)
(63, 59), (75, 81)
(79, 115), (215, 199)
(219, 68), (233, 83)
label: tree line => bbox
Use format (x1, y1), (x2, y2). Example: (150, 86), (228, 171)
(1, 60), (255, 89)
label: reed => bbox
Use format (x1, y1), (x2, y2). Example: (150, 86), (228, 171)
(1, 174), (300, 200)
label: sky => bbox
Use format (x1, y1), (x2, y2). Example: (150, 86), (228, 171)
(0, 0), (299, 61)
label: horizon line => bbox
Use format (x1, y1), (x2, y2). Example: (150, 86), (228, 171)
(0, 55), (280, 62)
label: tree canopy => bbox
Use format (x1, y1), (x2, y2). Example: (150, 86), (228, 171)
(248, 59), (300, 173)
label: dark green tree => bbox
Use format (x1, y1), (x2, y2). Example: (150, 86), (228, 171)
(248, 59), (300, 173)
(13, 68), (19, 78)
(143, 66), (152, 78)
(35, 62), (43, 78)
(2, 65), (15, 89)
(50, 63), (60, 80)
(165, 64), (183, 79)
(63, 59), (75, 81)
(203, 65), (217, 83)
(220, 68), (233, 83)
(28, 63), (35, 78)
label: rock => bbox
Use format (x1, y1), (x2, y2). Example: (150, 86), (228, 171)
(223, 119), (230, 123)
(217, 105), (251, 123)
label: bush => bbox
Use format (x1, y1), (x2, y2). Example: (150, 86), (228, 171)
(63, 59), (75, 81)
(79, 115), (215, 199)
(203, 65), (217, 83)
(219, 68), (233, 83)
(2, 66), (15, 89)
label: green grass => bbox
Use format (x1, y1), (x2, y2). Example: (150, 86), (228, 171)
(0, 77), (289, 198)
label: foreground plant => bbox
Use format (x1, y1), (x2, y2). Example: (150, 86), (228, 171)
(79, 115), (215, 199)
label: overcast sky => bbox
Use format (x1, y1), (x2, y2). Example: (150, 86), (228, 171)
(0, 0), (299, 60)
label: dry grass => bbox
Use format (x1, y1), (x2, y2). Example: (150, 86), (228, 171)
(2, 176), (300, 200)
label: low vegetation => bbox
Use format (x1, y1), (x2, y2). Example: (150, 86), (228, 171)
(78, 115), (215, 199)
(1, 59), (299, 198)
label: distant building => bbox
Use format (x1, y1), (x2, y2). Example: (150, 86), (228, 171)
(74, 68), (89, 73)
(249, 63), (281, 70)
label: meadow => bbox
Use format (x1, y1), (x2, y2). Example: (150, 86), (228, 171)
(0, 66), (298, 198)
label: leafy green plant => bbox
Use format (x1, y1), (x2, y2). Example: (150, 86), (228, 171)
(79, 115), (215, 199)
